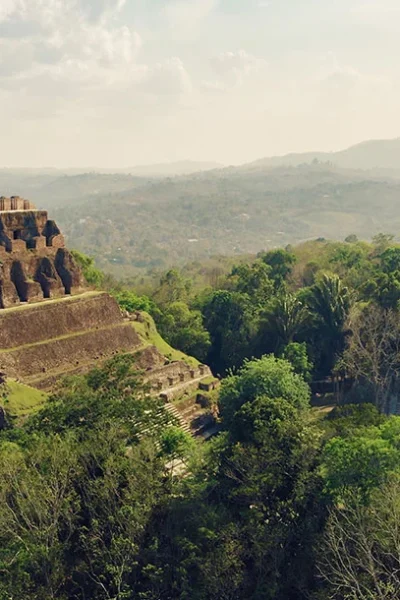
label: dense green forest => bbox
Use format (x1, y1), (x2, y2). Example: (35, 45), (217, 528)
(3, 236), (400, 598)
(2, 351), (400, 599)
(108, 235), (400, 400)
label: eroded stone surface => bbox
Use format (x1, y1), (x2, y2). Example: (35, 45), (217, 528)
(0, 197), (85, 307)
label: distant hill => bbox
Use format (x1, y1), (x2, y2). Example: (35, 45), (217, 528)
(127, 161), (222, 177)
(247, 138), (400, 172)
(45, 163), (400, 276)
(3, 138), (400, 276)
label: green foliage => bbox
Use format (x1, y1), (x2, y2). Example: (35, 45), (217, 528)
(160, 426), (195, 461)
(261, 292), (310, 351)
(261, 248), (296, 288)
(29, 354), (172, 443)
(219, 355), (310, 428)
(310, 273), (351, 337)
(202, 290), (255, 374)
(321, 417), (400, 502)
(71, 250), (105, 287)
(326, 403), (385, 435)
(111, 288), (154, 313)
(153, 268), (191, 307)
(228, 260), (274, 306)
(282, 342), (313, 382)
(157, 301), (211, 362)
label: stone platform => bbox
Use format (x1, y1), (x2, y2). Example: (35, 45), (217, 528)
(0, 292), (142, 387)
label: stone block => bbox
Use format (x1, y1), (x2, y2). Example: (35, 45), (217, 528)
(11, 239), (27, 253)
(0, 280), (20, 308)
(33, 236), (47, 250)
(48, 234), (65, 249)
(25, 281), (45, 304)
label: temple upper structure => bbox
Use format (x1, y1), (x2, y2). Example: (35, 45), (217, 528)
(0, 196), (85, 308)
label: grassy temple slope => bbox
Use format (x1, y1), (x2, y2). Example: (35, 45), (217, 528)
(131, 311), (199, 368)
(3, 380), (48, 418)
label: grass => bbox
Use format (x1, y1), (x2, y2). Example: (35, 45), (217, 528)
(131, 312), (199, 368)
(200, 376), (218, 385)
(2, 380), (48, 418)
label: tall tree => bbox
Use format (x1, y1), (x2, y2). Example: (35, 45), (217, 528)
(202, 290), (255, 374)
(319, 477), (400, 600)
(260, 249), (296, 289)
(309, 273), (352, 375)
(260, 292), (310, 352)
(343, 305), (400, 413)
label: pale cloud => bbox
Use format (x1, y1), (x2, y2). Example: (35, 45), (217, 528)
(141, 58), (192, 96)
(203, 49), (267, 91)
(164, 0), (218, 32)
(0, 0), (189, 96)
(0, 0), (399, 167)
(351, 0), (400, 15)
(318, 53), (389, 93)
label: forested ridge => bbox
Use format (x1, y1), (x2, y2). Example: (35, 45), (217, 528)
(4, 152), (400, 275)
(2, 235), (400, 598)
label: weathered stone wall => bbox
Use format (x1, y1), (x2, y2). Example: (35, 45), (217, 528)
(0, 198), (83, 308)
(0, 197), (34, 211)
(0, 293), (142, 386)
(1, 324), (140, 380)
(0, 210), (64, 253)
(0, 293), (124, 349)
(0, 247), (85, 308)
(145, 361), (212, 393)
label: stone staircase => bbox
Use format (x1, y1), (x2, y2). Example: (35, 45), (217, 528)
(165, 402), (192, 434)
(165, 397), (218, 440)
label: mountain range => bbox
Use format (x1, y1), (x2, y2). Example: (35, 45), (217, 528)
(2, 137), (400, 276)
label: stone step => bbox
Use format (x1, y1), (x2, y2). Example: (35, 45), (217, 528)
(165, 403), (192, 434)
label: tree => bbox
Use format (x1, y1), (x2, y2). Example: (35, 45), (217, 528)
(157, 301), (211, 362)
(344, 234), (358, 243)
(343, 305), (400, 413)
(30, 354), (173, 442)
(372, 232), (395, 253)
(319, 476), (400, 599)
(260, 249), (296, 288)
(282, 342), (313, 382)
(321, 433), (400, 503)
(202, 290), (255, 374)
(0, 436), (80, 600)
(153, 269), (191, 307)
(111, 289), (154, 314)
(160, 426), (195, 474)
(219, 355), (310, 428)
(308, 273), (352, 375)
(260, 292), (310, 352)
(362, 271), (400, 309)
(71, 250), (105, 287)
(228, 260), (274, 308)
(380, 246), (400, 273)
(213, 391), (322, 599)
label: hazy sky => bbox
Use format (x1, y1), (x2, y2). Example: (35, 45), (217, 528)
(0, 0), (399, 167)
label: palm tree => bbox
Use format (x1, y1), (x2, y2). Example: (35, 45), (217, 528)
(262, 292), (310, 351)
(309, 273), (352, 373)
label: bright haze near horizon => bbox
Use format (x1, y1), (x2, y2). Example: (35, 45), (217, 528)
(0, 0), (399, 168)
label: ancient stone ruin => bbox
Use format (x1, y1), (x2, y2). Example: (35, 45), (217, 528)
(0, 196), (219, 439)
(0, 196), (84, 308)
